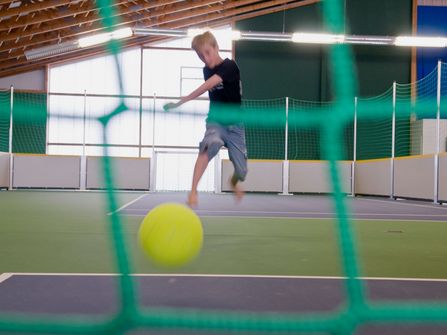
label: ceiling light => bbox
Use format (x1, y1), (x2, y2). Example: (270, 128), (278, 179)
(395, 36), (447, 47)
(24, 40), (79, 60)
(292, 33), (345, 44)
(231, 30), (241, 40)
(78, 27), (132, 48)
(133, 27), (186, 38)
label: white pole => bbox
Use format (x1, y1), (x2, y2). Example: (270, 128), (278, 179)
(214, 151), (221, 193)
(391, 81), (396, 199)
(352, 97), (357, 197)
(45, 91), (50, 155)
(285, 97), (289, 162)
(434, 60), (441, 204)
(138, 47), (144, 158)
(8, 86), (13, 190)
(79, 90), (87, 190)
(281, 97), (291, 195)
(149, 93), (156, 192)
(83, 90), (87, 157)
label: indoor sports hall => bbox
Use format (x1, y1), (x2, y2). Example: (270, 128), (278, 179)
(1, 0), (447, 334)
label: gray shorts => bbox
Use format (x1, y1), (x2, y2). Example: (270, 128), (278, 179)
(199, 123), (248, 182)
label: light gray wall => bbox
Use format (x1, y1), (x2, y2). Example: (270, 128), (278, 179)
(86, 156), (150, 190)
(0, 153), (9, 188)
(289, 161), (352, 194)
(355, 159), (392, 196)
(438, 154), (447, 202)
(0, 69), (45, 91)
(13, 155), (80, 188)
(221, 160), (283, 193)
(394, 156), (435, 200)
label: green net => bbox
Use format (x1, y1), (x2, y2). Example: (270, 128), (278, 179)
(0, 90), (47, 155)
(1, 0), (447, 334)
(12, 92), (47, 154)
(0, 90), (10, 153)
(288, 98), (354, 161)
(243, 98), (286, 160)
(395, 66), (439, 157)
(356, 87), (394, 160)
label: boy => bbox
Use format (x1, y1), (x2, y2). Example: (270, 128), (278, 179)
(164, 31), (247, 207)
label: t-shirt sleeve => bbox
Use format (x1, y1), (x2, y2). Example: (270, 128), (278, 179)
(215, 60), (239, 83)
(203, 67), (210, 80)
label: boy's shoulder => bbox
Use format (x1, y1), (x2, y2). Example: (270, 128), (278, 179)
(223, 58), (238, 67)
(220, 58), (240, 73)
(205, 58), (239, 76)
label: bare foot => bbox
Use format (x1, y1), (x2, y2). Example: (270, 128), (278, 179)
(187, 191), (198, 208)
(230, 178), (245, 204)
(233, 183), (245, 203)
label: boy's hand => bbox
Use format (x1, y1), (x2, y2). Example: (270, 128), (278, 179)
(163, 102), (178, 111)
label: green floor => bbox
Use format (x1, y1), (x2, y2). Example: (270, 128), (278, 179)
(0, 191), (446, 278)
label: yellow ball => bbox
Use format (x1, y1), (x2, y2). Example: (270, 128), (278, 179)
(138, 203), (203, 268)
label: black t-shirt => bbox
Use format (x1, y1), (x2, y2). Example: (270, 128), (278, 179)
(204, 58), (241, 103)
(204, 58), (242, 124)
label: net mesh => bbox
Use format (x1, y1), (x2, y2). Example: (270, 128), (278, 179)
(396, 66), (439, 157)
(1, 0), (447, 334)
(11, 91), (47, 154)
(0, 90), (10, 153)
(243, 97), (286, 160)
(356, 87), (394, 160)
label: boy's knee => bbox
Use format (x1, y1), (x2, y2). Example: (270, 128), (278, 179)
(200, 138), (224, 161)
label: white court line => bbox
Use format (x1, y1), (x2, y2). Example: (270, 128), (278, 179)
(107, 194), (147, 216)
(358, 197), (447, 211)
(119, 213), (447, 222)
(7, 272), (447, 282)
(0, 273), (13, 284)
(121, 208), (447, 217)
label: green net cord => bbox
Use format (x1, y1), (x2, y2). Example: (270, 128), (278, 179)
(2, 0), (447, 334)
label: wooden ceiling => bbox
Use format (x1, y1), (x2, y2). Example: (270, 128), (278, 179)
(0, 0), (319, 78)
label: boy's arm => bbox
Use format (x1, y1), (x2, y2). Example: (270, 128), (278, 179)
(163, 74), (222, 110)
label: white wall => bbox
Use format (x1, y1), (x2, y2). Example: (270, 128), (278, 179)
(418, 0), (447, 5)
(0, 69), (45, 91)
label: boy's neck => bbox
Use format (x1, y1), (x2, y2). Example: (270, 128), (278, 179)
(209, 56), (225, 69)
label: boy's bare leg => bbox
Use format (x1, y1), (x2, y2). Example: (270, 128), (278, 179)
(187, 151), (209, 207)
(230, 174), (245, 203)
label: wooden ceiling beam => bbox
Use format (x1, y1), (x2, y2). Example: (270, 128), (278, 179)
(222, 0), (320, 23)
(151, 0), (265, 24)
(0, 35), (160, 75)
(0, 0), (80, 19)
(0, 0), (300, 67)
(142, 0), (298, 28)
(0, 0), (320, 76)
(0, 0), (207, 42)
(0, 0), (229, 52)
(0, 0), (283, 61)
(0, 1), (130, 31)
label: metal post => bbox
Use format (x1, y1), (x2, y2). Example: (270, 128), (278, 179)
(352, 97), (358, 197)
(149, 93), (157, 192)
(214, 151), (221, 193)
(79, 90), (87, 190)
(281, 97), (291, 195)
(434, 60), (441, 204)
(83, 90), (87, 157)
(391, 81), (396, 199)
(45, 91), (50, 155)
(284, 97), (289, 162)
(8, 86), (13, 190)
(138, 47), (144, 158)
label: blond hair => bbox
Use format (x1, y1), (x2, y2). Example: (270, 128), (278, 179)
(191, 31), (218, 51)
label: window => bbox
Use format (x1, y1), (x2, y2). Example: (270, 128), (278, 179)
(48, 26), (233, 191)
